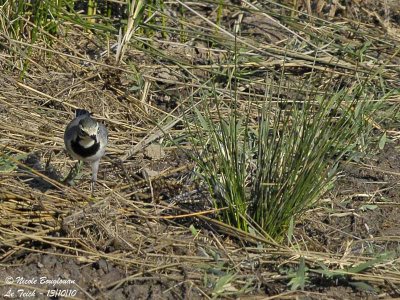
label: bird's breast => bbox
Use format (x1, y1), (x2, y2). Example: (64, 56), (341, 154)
(71, 137), (101, 160)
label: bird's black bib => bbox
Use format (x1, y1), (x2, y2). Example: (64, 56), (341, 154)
(71, 136), (100, 158)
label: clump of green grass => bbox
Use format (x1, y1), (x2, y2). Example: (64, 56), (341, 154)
(191, 103), (250, 232)
(189, 70), (382, 241)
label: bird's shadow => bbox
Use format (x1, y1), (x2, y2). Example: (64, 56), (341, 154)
(18, 152), (64, 192)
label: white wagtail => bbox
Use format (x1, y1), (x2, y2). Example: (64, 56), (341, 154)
(64, 109), (108, 192)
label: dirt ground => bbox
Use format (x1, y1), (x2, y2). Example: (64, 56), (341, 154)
(1, 0), (400, 299)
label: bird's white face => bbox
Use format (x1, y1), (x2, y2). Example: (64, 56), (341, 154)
(78, 123), (99, 146)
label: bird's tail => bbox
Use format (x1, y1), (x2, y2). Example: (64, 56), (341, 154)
(75, 109), (91, 117)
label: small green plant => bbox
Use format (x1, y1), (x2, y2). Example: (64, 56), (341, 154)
(288, 257), (308, 291)
(0, 152), (27, 172)
(312, 252), (394, 292)
(211, 272), (237, 298)
(201, 264), (238, 299)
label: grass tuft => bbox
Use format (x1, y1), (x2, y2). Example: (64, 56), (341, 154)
(190, 68), (384, 240)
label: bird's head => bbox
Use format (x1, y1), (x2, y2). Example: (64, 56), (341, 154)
(78, 117), (99, 142)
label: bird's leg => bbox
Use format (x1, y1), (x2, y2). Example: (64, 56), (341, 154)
(63, 160), (83, 186)
(90, 160), (100, 195)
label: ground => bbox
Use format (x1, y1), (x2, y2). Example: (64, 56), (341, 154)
(1, 0), (400, 299)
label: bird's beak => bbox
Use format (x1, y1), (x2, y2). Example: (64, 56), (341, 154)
(91, 135), (97, 143)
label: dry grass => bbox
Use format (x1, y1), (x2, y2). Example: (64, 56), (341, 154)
(1, 0), (400, 298)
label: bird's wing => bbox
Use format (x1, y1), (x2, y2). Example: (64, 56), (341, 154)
(98, 123), (108, 144)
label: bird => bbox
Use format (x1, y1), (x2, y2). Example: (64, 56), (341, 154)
(64, 109), (108, 193)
